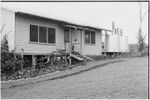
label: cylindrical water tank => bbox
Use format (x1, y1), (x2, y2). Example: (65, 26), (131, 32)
(107, 34), (120, 52)
(106, 33), (129, 53)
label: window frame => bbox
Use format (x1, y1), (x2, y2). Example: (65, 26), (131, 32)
(29, 24), (56, 45)
(48, 28), (56, 44)
(64, 29), (70, 43)
(85, 30), (91, 44)
(84, 30), (96, 45)
(39, 26), (48, 43)
(30, 25), (39, 42)
(91, 31), (95, 44)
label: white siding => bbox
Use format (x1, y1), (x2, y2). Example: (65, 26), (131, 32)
(82, 30), (102, 55)
(15, 15), (64, 54)
(1, 8), (15, 51)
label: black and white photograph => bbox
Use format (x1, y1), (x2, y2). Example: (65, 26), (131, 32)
(0, 0), (149, 99)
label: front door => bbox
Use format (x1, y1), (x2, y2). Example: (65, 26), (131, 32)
(64, 29), (82, 54)
(64, 29), (71, 53)
(72, 29), (82, 54)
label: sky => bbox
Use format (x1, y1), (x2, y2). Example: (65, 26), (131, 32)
(1, 2), (148, 44)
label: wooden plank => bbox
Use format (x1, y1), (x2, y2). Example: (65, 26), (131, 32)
(70, 53), (84, 61)
(82, 55), (92, 61)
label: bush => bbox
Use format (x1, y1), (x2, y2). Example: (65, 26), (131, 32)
(1, 52), (22, 75)
(1, 34), (23, 76)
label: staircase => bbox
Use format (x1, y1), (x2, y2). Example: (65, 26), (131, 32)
(70, 51), (92, 61)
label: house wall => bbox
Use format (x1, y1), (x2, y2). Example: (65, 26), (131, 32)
(15, 14), (64, 54)
(1, 8), (15, 51)
(81, 30), (102, 55)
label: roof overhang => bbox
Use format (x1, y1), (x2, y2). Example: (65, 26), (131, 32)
(15, 11), (112, 32)
(61, 24), (112, 32)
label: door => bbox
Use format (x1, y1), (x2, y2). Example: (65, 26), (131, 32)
(72, 29), (82, 54)
(64, 29), (71, 53)
(64, 29), (82, 54)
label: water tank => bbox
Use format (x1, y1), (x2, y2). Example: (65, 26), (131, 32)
(106, 33), (129, 53)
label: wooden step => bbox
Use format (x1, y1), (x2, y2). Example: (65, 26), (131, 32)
(70, 54), (84, 61)
(70, 53), (92, 61)
(82, 55), (93, 61)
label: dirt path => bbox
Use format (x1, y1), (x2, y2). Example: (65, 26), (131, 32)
(1, 57), (148, 99)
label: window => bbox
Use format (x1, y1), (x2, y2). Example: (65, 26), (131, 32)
(48, 28), (55, 43)
(85, 30), (90, 43)
(64, 29), (70, 42)
(30, 25), (56, 44)
(39, 26), (47, 43)
(85, 30), (95, 44)
(30, 25), (38, 42)
(91, 32), (95, 44)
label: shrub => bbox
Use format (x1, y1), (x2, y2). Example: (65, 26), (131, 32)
(1, 34), (23, 76)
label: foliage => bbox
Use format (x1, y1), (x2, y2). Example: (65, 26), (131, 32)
(137, 3), (147, 56)
(137, 28), (146, 56)
(1, 34), (9, 53)
(1, 25), (22, 76)
(1, 48), (22, 76)
(1, 33), (13, 75)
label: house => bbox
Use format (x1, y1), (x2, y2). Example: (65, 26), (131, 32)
(1, 8), (112, 59)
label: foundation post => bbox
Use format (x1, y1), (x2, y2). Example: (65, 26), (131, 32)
(65, 54), (68, 65)
(21, 48), (24, 71)
(32, 55), (36, 70)
(69, 54), (72, 66)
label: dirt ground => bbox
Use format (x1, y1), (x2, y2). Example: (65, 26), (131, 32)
(1, 56), (148, 99)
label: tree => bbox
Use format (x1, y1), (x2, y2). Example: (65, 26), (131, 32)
(1, 34), (9, 53)
(137, 29), (146, 55)
(1, 24), (22, 75)
(112, 21), (116, 34)
(1, 24), (9, 52)
(137, 2), (147, 56)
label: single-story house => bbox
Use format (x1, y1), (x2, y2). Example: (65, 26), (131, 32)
(1, 8), (112, 57)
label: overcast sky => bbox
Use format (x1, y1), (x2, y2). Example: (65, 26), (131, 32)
(1, 2), (148, 44)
